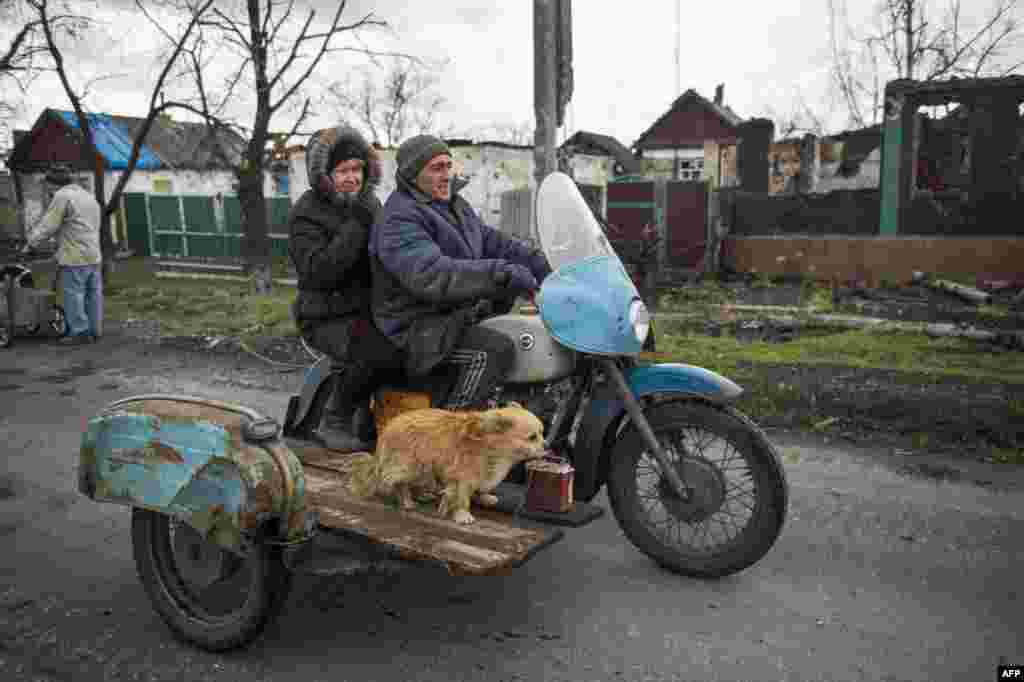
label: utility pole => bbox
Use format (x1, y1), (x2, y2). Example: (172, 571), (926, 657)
(533, 0), (558, 197)
(673, 0), (680, 179)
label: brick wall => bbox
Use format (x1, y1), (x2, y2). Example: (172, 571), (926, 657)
(722, 235), (1024, 284)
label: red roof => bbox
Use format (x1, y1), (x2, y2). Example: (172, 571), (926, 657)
(633, 89), (743, 150)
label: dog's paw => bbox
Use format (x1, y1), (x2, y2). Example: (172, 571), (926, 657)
(474, 493), (499, 507)
(452, 510), (475, 525)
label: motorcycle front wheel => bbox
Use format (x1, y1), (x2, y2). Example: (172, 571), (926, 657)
(131, 508), (293, 651)
(607, 401), (788, 578)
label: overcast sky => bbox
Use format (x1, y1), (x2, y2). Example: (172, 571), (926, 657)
(1, 0), (1015, 152)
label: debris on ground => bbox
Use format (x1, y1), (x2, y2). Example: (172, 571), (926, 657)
(911, 271), (992, 305)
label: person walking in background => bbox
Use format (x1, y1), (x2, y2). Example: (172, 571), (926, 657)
(22, 166), (103, 345)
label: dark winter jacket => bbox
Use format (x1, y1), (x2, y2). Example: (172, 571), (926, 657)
(288, 127), (382, 340)
(369, 173), (551, 376)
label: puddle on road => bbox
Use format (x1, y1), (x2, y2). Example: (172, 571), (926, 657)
(0, 383), (21, 391)
(0, 368), (26, 376)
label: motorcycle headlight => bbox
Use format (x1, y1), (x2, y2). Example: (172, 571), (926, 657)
(628, 299), (650, 344)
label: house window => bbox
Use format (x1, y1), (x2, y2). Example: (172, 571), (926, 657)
(152, 177), (172, 193)
(677, 157), (705, 181)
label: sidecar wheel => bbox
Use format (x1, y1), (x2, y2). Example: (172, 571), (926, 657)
(131, 508), (293, 652)
(607, 402), (788, 578)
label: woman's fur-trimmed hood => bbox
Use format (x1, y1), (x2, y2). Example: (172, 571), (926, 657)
(305, 126), (382, 208)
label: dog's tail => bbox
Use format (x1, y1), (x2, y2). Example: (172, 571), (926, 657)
(347, 453), (383, 498)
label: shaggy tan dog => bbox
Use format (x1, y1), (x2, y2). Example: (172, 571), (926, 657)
(348, 403), (546, 524)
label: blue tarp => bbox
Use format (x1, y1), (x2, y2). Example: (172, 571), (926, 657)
(56, 110), (163, 170)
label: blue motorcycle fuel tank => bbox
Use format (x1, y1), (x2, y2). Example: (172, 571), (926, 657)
(537, 254), (645, 357)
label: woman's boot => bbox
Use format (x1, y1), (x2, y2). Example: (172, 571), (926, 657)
(318, 368), (374, 452)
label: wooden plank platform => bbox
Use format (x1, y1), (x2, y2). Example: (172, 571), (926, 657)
(289, 441), (565, 576)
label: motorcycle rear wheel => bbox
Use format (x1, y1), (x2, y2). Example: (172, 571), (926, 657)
(607, 401), (788, 578)
(131, 508), (292, 651)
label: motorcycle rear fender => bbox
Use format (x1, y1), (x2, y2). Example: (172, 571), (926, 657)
(570, 363), (743, 502)
(79, 395), (315, 557)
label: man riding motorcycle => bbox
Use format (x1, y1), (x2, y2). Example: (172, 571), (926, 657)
(369, 135), (552, 409)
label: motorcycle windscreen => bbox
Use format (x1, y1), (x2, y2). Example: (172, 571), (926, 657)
(538, 254), (644, 356)
(535, 171), (627, 274)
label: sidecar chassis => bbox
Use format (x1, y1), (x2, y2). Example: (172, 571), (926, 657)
(80, 395), (566, 577)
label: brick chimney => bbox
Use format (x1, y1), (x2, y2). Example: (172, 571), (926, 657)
(714, 84), (724, 106)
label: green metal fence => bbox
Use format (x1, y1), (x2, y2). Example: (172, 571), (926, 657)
(123, 193), (291, 259)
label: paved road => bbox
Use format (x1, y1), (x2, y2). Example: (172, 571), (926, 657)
(1, 329), (1021, 682)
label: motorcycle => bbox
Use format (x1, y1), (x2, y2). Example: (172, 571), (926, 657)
(78, 171), (788, 652)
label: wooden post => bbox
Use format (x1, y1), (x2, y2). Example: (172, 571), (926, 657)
(879, 81), (915, 235)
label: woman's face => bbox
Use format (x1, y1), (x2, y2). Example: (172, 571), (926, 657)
(333, 158), (365, 194)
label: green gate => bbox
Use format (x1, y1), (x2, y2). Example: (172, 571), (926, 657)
(123, 193), (291, 259)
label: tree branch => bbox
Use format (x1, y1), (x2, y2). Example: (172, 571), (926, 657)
(103, 0), (216, 210)
(269, 5), (385, 113)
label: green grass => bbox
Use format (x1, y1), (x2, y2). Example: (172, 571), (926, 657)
(659, 281), (737, 308)
(37, 257), (299, 339)
(647, 327), (1024, 385)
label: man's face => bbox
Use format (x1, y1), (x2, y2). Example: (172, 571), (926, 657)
(415, 154), (452, 201)
(332, 159), (364, 194)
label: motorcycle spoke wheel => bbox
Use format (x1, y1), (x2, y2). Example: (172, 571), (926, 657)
(633, 429), (756, 555)
(608, 402), (788, 578)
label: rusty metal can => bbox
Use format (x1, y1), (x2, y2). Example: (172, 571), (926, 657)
(525, 454), (575, 513)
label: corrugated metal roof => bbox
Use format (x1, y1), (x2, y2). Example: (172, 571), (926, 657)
(56, 110), (163, 170)
(560, 130), (641, 174)
(110, 114), (244, 170)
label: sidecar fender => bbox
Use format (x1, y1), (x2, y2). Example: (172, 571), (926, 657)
(79, 395), (315, 556)
(570, 363), (743, 502)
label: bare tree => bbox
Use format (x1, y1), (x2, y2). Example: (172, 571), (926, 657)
(0, 0), (89, 157)
(870, 0), (1023, 80)
(329, 57), (448, 148)
(767, 98), (828, 139)
(830, 0), (1024, 127)
(158, 0), (389, 293)
(26, 0), (213, 281)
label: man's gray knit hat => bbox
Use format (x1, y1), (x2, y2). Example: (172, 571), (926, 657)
(396, 134), (450, 182)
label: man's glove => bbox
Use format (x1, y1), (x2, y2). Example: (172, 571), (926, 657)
(530, 249), (553, 284)
(501, 263), (538, 295)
